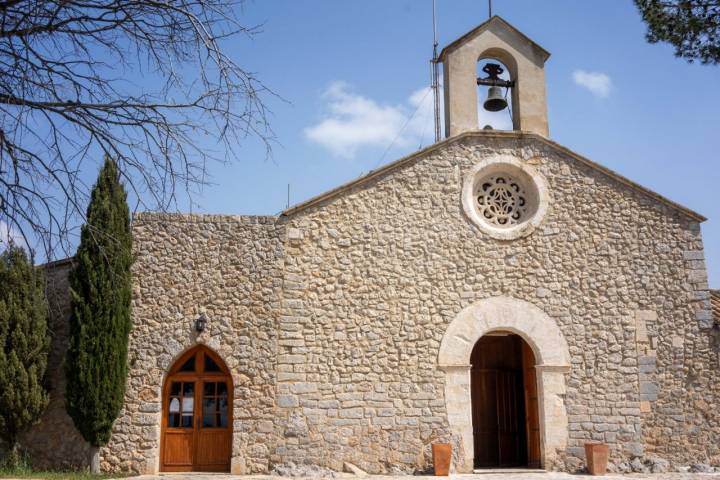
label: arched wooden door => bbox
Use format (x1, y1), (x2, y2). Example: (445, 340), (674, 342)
(470, 333), (541, 469)
(161, 346), (232, 472)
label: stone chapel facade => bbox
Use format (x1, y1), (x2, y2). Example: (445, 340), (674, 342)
(22, 16), (719, 475)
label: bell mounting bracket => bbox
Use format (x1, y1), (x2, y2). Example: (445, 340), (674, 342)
(477, 63), (515, 88)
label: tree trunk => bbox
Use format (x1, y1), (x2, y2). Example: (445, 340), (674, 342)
(7, 441), (21, 468)
(88, 446), (101, 474)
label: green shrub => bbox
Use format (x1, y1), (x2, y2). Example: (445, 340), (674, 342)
(0, 246), (50, 467)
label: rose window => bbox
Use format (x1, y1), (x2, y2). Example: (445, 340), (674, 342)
(476, 175), (529, 227)
(462, 157), (549, 240)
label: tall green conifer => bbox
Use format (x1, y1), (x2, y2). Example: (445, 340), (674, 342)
(0, 245), (50, 467)
(65, 158), (132, 469)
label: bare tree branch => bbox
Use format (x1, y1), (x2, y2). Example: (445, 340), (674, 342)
(0, 0), (275, 260)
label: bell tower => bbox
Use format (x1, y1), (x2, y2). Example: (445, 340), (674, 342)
(439, 16), (550, 138)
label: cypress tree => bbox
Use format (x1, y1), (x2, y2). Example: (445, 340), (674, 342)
(65, 158), (132, 470)
(0, 245), (50, 467)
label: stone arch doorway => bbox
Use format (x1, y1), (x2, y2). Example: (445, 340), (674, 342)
(160, 345), (233, 472)
(438, 297), (571, 472)
(470, 333), (540, 469)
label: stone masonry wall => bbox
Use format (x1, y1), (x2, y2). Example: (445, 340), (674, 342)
(638, 234), (719, 465)
(101, 214), (284, 474)
(275, 133), (718, 473)
(32, 132), (714, 474)
(18, 259), (92, 469)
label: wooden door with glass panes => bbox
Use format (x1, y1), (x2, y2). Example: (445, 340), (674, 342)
(161, 346), (232, 472)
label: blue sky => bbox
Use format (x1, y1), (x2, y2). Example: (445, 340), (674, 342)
(185, 0), (719, 285)
(5, 1), (716, 285)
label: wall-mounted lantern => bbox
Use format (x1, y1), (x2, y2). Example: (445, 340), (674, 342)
(195, 313), (208, 332)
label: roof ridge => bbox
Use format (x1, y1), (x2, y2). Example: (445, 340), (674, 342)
(133, 212), (278, 223)
(40, 257), (74, 269)
(438, 16), (550, 62)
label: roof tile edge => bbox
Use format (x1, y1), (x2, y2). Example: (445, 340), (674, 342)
(132, 212), (279, 224)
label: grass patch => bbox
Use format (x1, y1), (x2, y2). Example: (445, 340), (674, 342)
(0, 449), (132, 480)
(0, 465), (127, 480)
(0, 470), (125, 480)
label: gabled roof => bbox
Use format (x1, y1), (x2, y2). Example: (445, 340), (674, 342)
(281, 130), (705, 222)
(711, 290), (720, 324)
(41, 257), (73, 270)
(438, 16), (551, 63)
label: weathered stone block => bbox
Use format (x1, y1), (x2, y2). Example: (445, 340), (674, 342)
(339, 407), (364, 419)
(290, 382), (318, 394)
(277, 395), (299, 408)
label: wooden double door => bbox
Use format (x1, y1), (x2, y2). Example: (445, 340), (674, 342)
(471, 334), (541, 469)
(161, 346), (233, 472)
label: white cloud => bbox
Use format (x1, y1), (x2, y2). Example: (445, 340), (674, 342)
(304, 82), (435, 159)
(572, 70), (612, 98)
(305, 80), (517, 159)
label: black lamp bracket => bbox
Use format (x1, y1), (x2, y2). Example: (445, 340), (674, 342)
(195, 313), (208, 332)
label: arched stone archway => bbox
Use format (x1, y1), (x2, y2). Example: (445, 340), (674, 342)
(438, 296), (570, 472)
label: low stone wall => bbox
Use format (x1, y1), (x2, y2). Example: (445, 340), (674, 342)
(17, 259), (92, 469)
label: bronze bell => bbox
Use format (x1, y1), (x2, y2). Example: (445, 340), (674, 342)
(483, 86), (508, 112)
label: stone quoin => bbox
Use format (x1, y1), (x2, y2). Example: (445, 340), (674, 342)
(19, 15), (719, 475)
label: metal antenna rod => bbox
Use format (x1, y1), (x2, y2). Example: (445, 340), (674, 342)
(287, 184), (290, 209)
(489, 0), (492, 18)
(431, 0), (441, 142)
